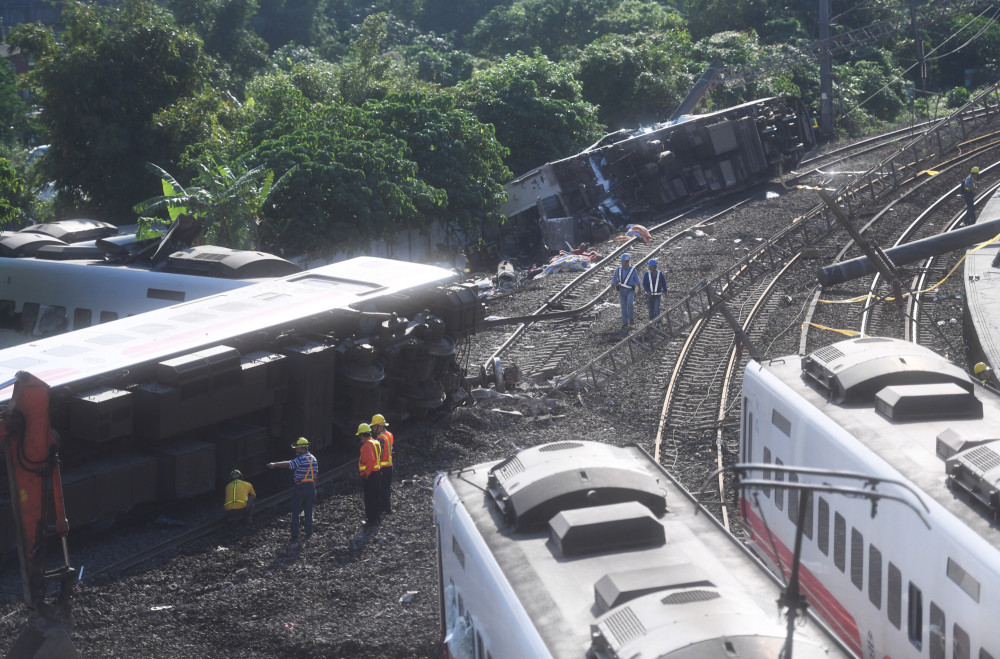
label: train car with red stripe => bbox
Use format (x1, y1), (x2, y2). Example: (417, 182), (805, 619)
(0, 256), (482, 537)
(740, 337), (1000, 658)
(434, 440), (852, 659)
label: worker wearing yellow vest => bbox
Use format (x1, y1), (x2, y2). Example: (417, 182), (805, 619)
(357, 423), (382, 527)
(223, 469), (256, 525)
(267, 437), (319, 542)
(371, 413), (394, 517)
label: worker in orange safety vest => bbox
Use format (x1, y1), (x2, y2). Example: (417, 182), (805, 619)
(357, 423), (382, 527)
(371, 413), (394, 517)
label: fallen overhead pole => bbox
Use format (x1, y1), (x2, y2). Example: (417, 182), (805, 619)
(818, 216), (1000, 286)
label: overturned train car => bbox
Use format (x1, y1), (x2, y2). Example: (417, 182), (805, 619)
(0, 257), (482, 537)
(497, 96), (814, 258)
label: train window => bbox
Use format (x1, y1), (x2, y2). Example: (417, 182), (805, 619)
(452, 536), (465, 569)
(762, 447), (771, 497)
(868, 544), (882, 609)
(0, 299), (15, 330)
(742, 399), (749, 462)
(954, 624), (970, 659)
(929, 602), (945, 659)
(774, 458), (784, 510)
(787, 473), (798, 523)
(801, 489), (813, 540)
(888, 562), (902, 629)
(38, 305), (67, 336)
(73, 308), (92, 330)
(100, 311), (118, 324)
(850, 528), (864, 590)
(946, 557), (981, 603)
(834, 513), (846, 573)
(908, 582), (923, 650)
(771, 409), (791, 437)
(981, 649), (995, 659)
(817, 498), (829, 555)
(20, 302), (38, 333)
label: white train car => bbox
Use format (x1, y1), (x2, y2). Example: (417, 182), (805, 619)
(434, 441), (852, 659)
(0, 255), (481, 540)
(0, 219), (300, 346)
(741, 337), (1000, 658)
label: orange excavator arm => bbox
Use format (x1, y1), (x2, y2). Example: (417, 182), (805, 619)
(0, 372), (79, 659)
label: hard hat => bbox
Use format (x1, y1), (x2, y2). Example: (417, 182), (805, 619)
(972, 166), (980, 174)
(356, 423), (372, 435)
(648, 259), (658, 267)
(292, 437), (310, 448)
(974, 362), (988, 375)
(230, 469), (243, 480)
(371, 413), (388, 426)
(620, 253), (630, 262)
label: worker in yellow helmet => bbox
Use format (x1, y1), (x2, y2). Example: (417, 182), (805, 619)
(357, 423), (382, 527)
(267, 437), (318, 543)
(371, 413), (394, 517)
(223, 469), (256, 526)
(960, 167), (980, 226)
(974, 361), (993, 386)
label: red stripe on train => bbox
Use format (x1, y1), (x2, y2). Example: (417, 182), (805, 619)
(742, 501), (863, 657)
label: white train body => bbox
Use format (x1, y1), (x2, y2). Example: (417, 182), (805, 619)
(741, 337), (1000, 659)
(0, 219), (300, 346)
(434, 441), (851, 659)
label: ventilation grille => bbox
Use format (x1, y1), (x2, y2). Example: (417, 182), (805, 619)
(600, 607), (645, 647)
(539, 441), (584, 452)
(964, 445), (1000, 472)
(492, 457), (524, 480)
(856, 337), (893, 344)
(811, 344), (844, 364)
(946, 440), (1000, 515)
(661, 589), (721, 605)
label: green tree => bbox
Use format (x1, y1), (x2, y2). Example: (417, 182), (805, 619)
(0, 158), (32, 228)
(13, 0), (211, 222)
(575, 30), (694, 129)
(0, 60), (29, 148)
(366, 89), (510, 239)
(467, 0), (615, 59)
(248, 101), (448, 252)
(834, 51), (907, 128)
(167, 0), (270, 87)
(134, 160), (274, 250)
(454, 52), (605, 175)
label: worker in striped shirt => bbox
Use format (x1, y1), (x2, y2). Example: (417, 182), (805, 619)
(267, 437), (319, 543)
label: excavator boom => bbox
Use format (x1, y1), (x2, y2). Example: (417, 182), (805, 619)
(0, 372), (79, 659)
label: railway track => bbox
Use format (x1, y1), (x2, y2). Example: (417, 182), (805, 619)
(89, 459), (356, 578)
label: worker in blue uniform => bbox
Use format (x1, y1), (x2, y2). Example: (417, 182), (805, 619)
(642, 259), (668, 326)
(960, 167), (980, 226)
(611, 254), (640, 330)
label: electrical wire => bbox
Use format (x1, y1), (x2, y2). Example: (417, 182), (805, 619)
(838, 3), (999, 121)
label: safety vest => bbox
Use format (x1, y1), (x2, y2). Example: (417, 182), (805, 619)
(377, 430), (394, 467)
(963, 175), (975, 196)
(643, 270), (666, 295)
(224, 479), (255, 510)
(359, 438), (382, 476)
(297, 457), (316, 484)
(614, 266), (637, 288)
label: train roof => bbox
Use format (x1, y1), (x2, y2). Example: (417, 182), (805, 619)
(754, 337), (1000, 557)
(437, 442), (850, 658)
(0, 256), (459, 405)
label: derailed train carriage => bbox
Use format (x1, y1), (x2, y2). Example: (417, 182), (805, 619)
(496, 96), (815, 259)
(0, 257), (483, 538)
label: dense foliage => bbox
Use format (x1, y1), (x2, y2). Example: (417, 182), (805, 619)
(0, 0), (990, 255)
